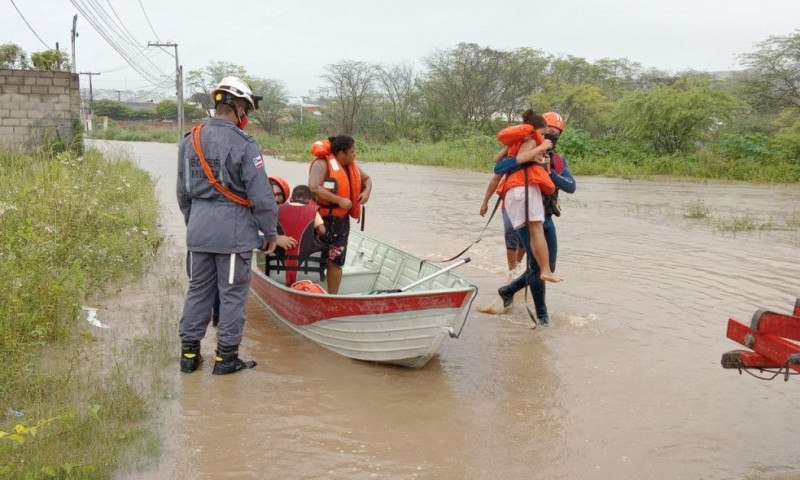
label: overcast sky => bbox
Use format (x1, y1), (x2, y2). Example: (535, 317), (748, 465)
(4, 0), (800, 101)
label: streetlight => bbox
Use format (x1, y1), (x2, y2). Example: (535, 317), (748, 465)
(291, 96), (303, 124)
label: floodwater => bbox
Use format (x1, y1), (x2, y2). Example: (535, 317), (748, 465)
(92, 140), (800, 480)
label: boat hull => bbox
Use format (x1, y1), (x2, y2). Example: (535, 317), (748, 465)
(249, 233), (477, 368)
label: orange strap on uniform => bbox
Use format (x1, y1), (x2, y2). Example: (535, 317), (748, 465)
(190, 124), (252, 208)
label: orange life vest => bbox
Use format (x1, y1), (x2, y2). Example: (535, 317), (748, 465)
(496, 124), (555, 196)
(497, 124), (544, 158)
(309, 140), (362, 218)
(290, 279), (328, 294)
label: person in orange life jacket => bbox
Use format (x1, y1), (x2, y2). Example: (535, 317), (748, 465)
(493, 111), (576, 326)
(308, 135), (372, 294)
(269, 184), (329, 285)
(489, 110), (561, 284)
(177, 76), (277, 375)
(268, 176), (299, 250)
(479, 149), (526, 280)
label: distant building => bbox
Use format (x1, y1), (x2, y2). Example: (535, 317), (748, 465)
(302, 104), (321, 115)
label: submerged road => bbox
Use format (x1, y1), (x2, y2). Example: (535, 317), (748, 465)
(92, 140), (800, 480)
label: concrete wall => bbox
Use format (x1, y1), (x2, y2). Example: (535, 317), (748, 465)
(0, 69), (81, 147)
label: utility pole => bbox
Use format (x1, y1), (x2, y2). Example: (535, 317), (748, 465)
(147, 42), (183, 141)
(115, 90), (122, 102)
(70, 14), (78, 73)
(80, 71), (100, 131)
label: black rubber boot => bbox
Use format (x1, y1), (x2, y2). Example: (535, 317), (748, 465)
(180, 340), (202, 373)
(498, 285), (515, 309)
(211, 313), (219, 327)
(212, 344), (257, 375)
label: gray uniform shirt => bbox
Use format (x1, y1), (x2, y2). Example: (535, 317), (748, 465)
(177, 118), (278, 254)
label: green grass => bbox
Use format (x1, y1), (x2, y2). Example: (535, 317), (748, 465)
(89, 122), (800, 183)
(86, 120), (179, 144)
(679, 200), (798, 238)
(683, 200), (711, 219)
(258, 134), (500, 170)
(566, 151), (800, 183)
(259, 132), (800, 183)
(0, 145), (166, 478)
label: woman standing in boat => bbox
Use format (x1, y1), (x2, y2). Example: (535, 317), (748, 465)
(308, 135), (373, 294)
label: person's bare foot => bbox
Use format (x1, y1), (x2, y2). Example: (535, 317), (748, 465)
(540, 272), (562, 283)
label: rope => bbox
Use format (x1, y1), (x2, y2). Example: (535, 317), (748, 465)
(433, 196), (503, 263)
(449, 285), (479, 339)
(737, 358), (800, 381)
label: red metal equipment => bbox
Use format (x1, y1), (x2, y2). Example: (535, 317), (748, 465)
(721, 298), (800, 380)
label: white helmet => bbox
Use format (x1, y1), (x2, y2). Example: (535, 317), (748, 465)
(211, 76), (261, 110)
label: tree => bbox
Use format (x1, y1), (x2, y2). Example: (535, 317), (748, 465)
(496, 48), (550, 121)
(155, 100), (178, 121)
(30, 49), (70, 71)
(737, 31), (800, 113)
(611, 77), (739, 153)
(247, 77), (288, 133)
(184, 102), (206, 121)
(93, 99), (133, 119)
(374, 62), (418, 138)
(531, 82), (612, 136)
(186, 61), (249, 116)
(421, 43), (507, 129)
(320, 60), (376, 135)
(0, 43), (28, 69)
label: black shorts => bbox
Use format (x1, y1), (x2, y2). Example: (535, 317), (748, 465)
(320, 215), (350, 267)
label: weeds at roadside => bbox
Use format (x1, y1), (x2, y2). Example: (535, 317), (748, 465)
(0, 144), (167, 479)
(786, 212), (800, 230)
(713, 214), (774, 233)
(684, 199), (711, 219)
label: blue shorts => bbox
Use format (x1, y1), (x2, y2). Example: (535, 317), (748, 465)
(502, 208), (520, 250)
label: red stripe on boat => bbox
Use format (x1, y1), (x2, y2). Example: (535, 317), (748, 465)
(251, 271), (469, 326)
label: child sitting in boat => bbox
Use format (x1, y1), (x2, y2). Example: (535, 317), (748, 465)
(287, 184), (326, 238)
(265, 183), (330, 286)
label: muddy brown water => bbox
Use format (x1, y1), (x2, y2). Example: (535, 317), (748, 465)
(91, 140), (800, 480)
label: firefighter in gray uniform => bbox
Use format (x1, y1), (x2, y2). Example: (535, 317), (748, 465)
(177, 76), (278, 375)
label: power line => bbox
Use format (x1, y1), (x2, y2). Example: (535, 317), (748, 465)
(95, 0), (169, 72)
(138, 0), (173, 58)
(79, 71), (101, 115)
(138, 0), (161, 42)
(72, 0), (166, 82)
(70, 0), (169, 86)
(9, 0), (50, 49)
(98, 47), (163, 74)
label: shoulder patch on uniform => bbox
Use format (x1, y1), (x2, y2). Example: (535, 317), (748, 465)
(252, 155), (264, 169)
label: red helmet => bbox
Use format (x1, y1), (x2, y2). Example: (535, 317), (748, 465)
(542, 112), (565, 132)
(268, 176), (290, 203)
